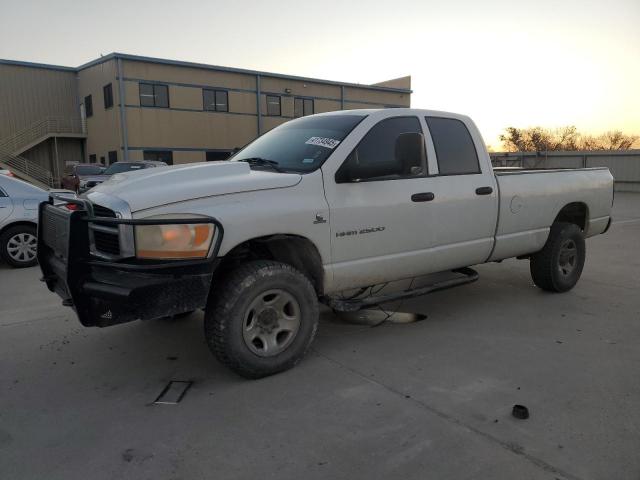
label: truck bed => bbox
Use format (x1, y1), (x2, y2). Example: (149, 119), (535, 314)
(489, 167), (614, 261)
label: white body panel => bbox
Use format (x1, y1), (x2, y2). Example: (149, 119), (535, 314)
(87, 108), (614, 295)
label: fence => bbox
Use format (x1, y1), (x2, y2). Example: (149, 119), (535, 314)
(490, 150), (640, 192)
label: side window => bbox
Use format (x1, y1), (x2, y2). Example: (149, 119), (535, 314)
(85, 95), (93, 117)
(266, 95), (281, 116)
(103, 83), (113, 109)
(336, 117), (425, 183)
(426, 117), (480, 175)
(139, 83), (169, 108)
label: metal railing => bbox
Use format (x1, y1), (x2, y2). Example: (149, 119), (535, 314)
(0, 149), (55, 187)
(0, 116), (86, 155)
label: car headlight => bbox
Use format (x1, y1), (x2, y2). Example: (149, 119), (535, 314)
(134, 216), (215, 259)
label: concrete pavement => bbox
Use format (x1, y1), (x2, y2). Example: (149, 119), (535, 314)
(1, 194), (639, 480)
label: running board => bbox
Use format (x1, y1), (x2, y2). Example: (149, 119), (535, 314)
(322, 267), (479, 312)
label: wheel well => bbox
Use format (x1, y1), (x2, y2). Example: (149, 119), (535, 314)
(218, 235), (325, 295)
(0, 221), (37, 237)
(554, 202), (588, 231)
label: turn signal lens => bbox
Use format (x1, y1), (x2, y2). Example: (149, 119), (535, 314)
(135, 223), (215, 259)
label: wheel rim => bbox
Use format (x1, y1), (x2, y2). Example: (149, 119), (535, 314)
(558, 239), (578, 277)
(6, 232), (37, 263)
(242, 289), (301, 357)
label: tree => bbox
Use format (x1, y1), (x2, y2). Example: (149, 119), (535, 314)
(499, 126), (638, 152)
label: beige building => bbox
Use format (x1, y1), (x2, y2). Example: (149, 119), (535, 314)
(0, 53), (411, 187)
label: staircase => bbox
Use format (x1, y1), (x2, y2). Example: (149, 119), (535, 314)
(0, 151), (55, 188)
(0, 116), (86, 189)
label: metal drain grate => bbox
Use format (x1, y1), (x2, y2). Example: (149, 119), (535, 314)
(154, 381), (193, 404)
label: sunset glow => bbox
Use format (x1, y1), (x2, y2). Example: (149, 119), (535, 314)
(1, 0), (638, 149)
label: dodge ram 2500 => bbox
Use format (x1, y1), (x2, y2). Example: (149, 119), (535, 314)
(37, 108), (614, 378)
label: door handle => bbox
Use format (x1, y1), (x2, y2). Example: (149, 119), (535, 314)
(411, 192), (435, 202)
(475, 186), (493, 195)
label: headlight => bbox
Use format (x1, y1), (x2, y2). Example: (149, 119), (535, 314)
(135, 218), (215, 259)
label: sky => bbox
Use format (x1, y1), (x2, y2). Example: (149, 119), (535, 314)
(1, 0), (638, 148)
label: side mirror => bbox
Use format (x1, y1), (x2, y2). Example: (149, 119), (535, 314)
(395, 132), (426, 176)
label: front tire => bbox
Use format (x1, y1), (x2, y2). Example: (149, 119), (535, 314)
(530, 222), (585, 292)
(0, 224), (38, 268)
(205, 260), (319, 379)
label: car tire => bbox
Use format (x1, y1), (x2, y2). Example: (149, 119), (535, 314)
(204, 260), (319, 379)
(530, 222), (585, 292)
(0, 224), (39, 268)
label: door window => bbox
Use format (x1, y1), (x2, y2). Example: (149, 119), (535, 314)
(425, 117), (480, 175)
(336, 117), (425, 183)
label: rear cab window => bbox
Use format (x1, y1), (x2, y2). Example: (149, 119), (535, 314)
(425, 117), (481, 175)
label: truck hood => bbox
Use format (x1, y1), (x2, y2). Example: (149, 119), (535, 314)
(87, 161), (302, 212)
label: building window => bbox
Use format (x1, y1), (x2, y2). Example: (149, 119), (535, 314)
(143, 150), (173, 165)
(139, 83), (169, 108)
(89, 154), (97, 163)
(294, 97), (314, 118)
(203, 89), (229, 112)
(85, 95), (93, 117)
(266, 95), (281, 116)
(206, 151), (232, 161)
(108, 150), (118, 165)
(103, 84), (113, 109)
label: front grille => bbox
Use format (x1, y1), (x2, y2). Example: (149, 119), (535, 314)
(92, 204), (116, 218)
(93, 230), (121, 255)
(41, 205), (70, 259)
(90, 203), (120, 256)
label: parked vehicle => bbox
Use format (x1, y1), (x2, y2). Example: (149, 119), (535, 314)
(61, 163), (104, 193)
(0, 175), (49, 267)
(78, 161), (167, 192)
(0, 169), (16, 177)
(37, 108), (614, 377)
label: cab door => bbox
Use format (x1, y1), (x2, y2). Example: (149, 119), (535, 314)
(322, 116), (437, 291)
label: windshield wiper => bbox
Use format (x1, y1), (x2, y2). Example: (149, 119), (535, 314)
(238, 157), (285, 172)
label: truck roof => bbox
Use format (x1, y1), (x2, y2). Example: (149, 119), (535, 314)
(314, 108), (472, 123)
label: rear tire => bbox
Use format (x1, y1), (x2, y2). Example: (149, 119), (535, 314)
(0, 224), (38, 268)
(530, 222), (585, 292)
(204, 260), (319, 379)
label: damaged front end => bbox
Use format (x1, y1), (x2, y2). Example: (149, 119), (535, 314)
(37, 195), (223, 327)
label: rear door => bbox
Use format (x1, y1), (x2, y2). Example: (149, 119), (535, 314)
(419, 116), (498, 269)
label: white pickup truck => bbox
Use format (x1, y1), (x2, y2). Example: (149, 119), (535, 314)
(38, 108), (614, 378)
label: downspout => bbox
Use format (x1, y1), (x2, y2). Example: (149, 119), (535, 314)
(256, 74), (262, 136)
(117, 57), (129, 161)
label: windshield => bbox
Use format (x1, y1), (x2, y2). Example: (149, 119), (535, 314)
(104, 163), (147, 175)
(76, 165), (103, 175)
(232, 114), (365, 173)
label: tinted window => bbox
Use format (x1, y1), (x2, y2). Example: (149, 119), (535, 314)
(336, 117), (424, 182)
(233, 114), (365, 173)
(215, 90), (228, 112)
(103, 83), (113, 109)
(139, 83), (169, 108)
(426, 117), (480, 175)
(104, 162), (147, 174)
(143, 150), (173, 165)
(266, 95), (281, 116)
(203, 89), (228, 112)
(76, 165), (103, 175)
(294, 98), (314, 118)
(85, 95), (93, 117)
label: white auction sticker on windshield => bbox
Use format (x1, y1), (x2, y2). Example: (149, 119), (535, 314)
(305, 137), (341, 149)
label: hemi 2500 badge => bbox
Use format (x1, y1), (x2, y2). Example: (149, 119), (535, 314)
(336, 227), (385, 238)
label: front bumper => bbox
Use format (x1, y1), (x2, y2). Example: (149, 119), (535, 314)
(37, 197), (223, 327)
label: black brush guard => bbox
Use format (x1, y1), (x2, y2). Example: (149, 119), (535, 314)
(37, 195), (223, 327)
